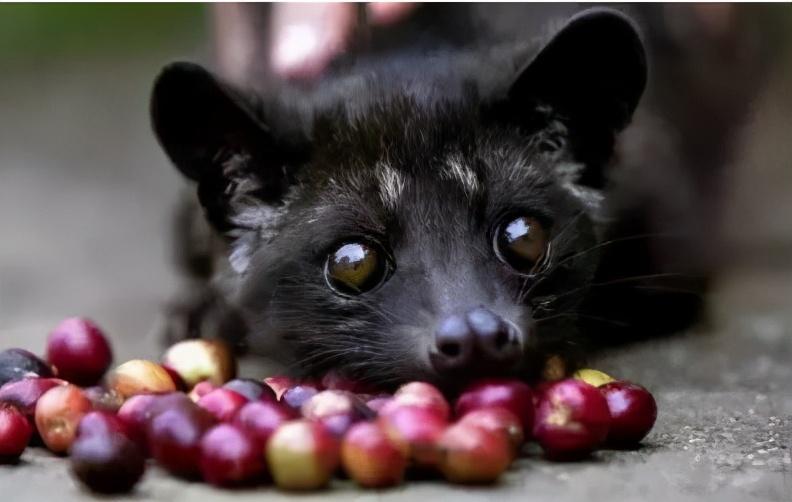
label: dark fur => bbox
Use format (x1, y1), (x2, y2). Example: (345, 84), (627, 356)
(152, 9), (689, 390)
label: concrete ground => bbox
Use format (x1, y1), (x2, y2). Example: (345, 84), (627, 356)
(1, 12), (791, 502)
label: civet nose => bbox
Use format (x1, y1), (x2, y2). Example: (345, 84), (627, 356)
(466, 307), (522, 364)
(431, 314), (474, 371)
(430, 307), (523, 373)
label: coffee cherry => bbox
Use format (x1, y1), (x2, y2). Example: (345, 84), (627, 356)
(162, 365), (188, 391)
(531, 381), (553, 406)
(378, 405), (448, 467)
(599, 381), (657, 446)
(46, 317), (113, 386)
(106, 360), (177, 399)
(0, 348), (53, 387)
(389, 381), (450, 420)
(34, 384), (92, 453)
(121, 393), (196, 455)
(0, 404), (33, 462)
(438, 422), (512, 484)
(573, 368), (615, 388)
(542, 354), (569, 381)
(70, 423), (145, 494)
(71, 411), (144, 492)
(266, 419), (340, 490)
(233, 401), (295, 447)
(302, 391), (355, 420)
(162, 339), (236, 388)
(455, 378), (534, 432)
(458, 407), (524, 457)
(263, 375), (293, 400)
(301, 390), (369, 437)
(438, 421), (512, 484)
(147, 402), (215, 477)
(282, 384), (319, 412)
(76, 411), (131, 439)
(224, 378), (276, 402)
(0, 377), (66, 421)
(83, 386), (124, 413)
(533, 379), (611, 460)
(197, 388), (248, 422)
(116, 394), (157, 452)
(146, 392), (196, 417)
(199, 424), (266, 486)
(341, 421), (407, 488)
(317, 414), (359, 440)
(188, 380), (217, 402)
(365, 396), (392, 414)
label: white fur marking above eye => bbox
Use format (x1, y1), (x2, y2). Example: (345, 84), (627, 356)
(226, 186), (298, 275)
(443, 153), (479, 198)
(555, 161), (585, 182)
(563, 182), (605, 225)
(555, 162), (605, 219)
(228, 237), (253, 274)
(376, 162), (406, 211)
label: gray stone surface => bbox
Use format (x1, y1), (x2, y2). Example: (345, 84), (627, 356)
(1, 17), (791, 502)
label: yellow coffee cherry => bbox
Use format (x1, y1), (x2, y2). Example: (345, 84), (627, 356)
(572, 368), (615, 387)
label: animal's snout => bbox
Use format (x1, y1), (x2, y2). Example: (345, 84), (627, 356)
(430, 306), (524, 373)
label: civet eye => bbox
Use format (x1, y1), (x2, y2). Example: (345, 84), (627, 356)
(325, 241), (392, 295)
(494, 215), (549, 274)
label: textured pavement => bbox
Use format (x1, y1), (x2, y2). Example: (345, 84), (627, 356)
(1, 22), (791, 502)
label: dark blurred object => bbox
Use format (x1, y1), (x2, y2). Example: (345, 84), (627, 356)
(583, 4), (786, 345)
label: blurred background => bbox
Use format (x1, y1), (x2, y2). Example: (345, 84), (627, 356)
(0, 5), (205, 359)
(0, 2), (790, 370)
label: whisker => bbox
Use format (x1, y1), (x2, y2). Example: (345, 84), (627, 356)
(534, 311), (631, 327)
(551, 210), (587, 245)
(629, 285), (704, 297)
(517, 210), (586, 303)
(589, 272), (696, 288)
(285, 346), (386, 374)
(549, 232), (680, 275)
(520, 232), (684, 303)
(535, 272), (696, 306)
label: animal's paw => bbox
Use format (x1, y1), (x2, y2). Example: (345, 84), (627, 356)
(157, 283), (248, 353)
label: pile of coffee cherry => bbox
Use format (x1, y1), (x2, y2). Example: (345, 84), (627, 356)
(0, 317), (657, 493)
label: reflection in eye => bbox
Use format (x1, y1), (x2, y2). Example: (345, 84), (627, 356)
(325, 241), (391, 295)
(495, 215), (549, 274)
